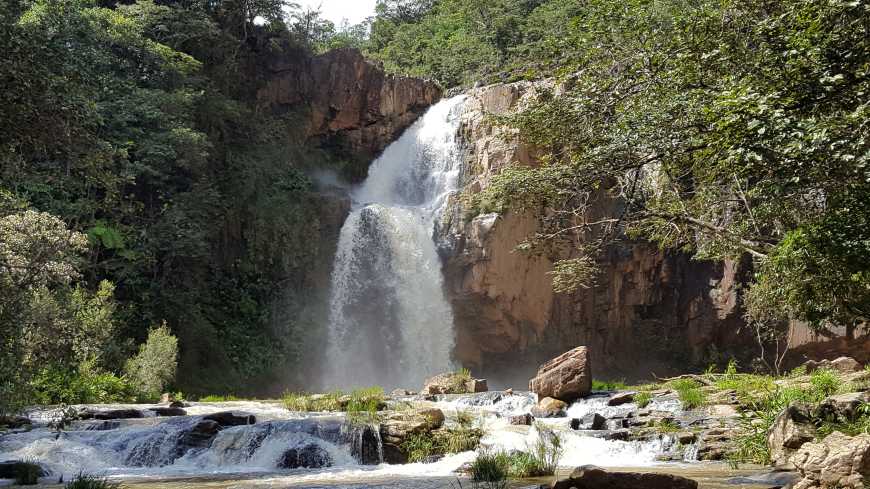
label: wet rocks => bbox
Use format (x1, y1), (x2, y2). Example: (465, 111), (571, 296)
(466, 378), (488, 393)
(176, 419), (222, 456)
(0, 416), (31, 428)
(768, 403), (817, 468)
(791, 431), (870, 489)
(203, 411), (256, 426)
(509, 413), (534, 426)
(608, 392), (635, 406)
(572, 413), (606, 430)
(0, 460), (48, 480)
(277, 443), (333, 469)
(551, 465), (698, 489)
(83, 420), (121, 431)
(78, 408), (143, 420)
(531, 397), (567, 418)
(529, 346), (592, 402)
(148, 407), (187, 417)
(726, 470), (800, 488)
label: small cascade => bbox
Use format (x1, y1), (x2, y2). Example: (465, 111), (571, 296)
(343, 422), (383, 465)
(323, 96), (467, 390)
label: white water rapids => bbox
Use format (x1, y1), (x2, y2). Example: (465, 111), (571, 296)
(323, 96), (466, 390)
(0, 393), (690, 485)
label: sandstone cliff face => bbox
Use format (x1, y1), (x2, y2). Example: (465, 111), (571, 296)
(258, 48), (441, 181)
(443, 82), (755, 387)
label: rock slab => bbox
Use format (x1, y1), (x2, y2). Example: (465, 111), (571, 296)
(551, 465), (698, 489)
(529, 346), (592, 402)
(791, 431), (870, 489)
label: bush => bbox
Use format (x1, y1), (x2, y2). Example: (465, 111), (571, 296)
(809, 369), (839, 399)
(669, 379), (706, 409)
(123, 323), (178, 398)
(591, 379), (627, 391)
(634, 391), (652, 408)
(65, 473), (122, 489)
(529, 423), (562, 475)
(469, 452), (508, 489)
(31, 365), (139, 405)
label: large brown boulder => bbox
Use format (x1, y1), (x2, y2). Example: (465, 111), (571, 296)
(552, 465), (698, 489)
(768, 403), (817, 468)
(791, 431), (870, 489)
(529, 346), (592, 402)
(531, 397), (568, 418)
(803, 357), (863, 374)
(379, 408), (445, 464)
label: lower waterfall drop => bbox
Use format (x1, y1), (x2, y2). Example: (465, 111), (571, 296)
(323, 95), (467, 390)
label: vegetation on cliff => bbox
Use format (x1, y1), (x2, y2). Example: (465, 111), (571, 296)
(364, 0), (870, 354)
(0, 0), (356, 410)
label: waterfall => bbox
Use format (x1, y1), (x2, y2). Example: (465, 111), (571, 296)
(323, 95), (467, 390)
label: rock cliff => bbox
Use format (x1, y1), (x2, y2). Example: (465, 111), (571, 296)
(442, 82), (756, 387)
(258, 47), (442, 181)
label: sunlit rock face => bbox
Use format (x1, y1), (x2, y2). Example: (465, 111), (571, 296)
(258, 47), (441, 181)
(441, 81), (755, 387)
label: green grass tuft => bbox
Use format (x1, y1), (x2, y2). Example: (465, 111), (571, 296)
(591, 379), (628, 391)
(65, 473), (123, 489)
(13, 461), (41, 485)
(669, 378), (706, 409)
(634, 391), (652, 408)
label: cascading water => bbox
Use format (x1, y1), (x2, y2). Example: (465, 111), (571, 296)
(323, 95), (467, 390)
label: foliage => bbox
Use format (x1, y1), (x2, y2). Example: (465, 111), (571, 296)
(197, 394), (242, 402)
(370, 0), (870, 340)
(31, 365), (139, 405)
(669, 379), (706, 410)
(346, 386), (386, 414)
(468, 451), (508, 489)
(65, 473), (123, 489)
(123, 323), (178, 398)
(591, 379), (627, 391)
(529, 423), (562, 476)
(650, 418), (681, 433)
(402, 425), (484, 462)
(634, 391), (652, 409)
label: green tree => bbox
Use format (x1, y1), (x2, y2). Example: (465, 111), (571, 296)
(124, 322), (179, 398)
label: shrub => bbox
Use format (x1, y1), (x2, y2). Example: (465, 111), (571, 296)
(669, 379), (706, 409)
(198, 394), (241, 402)
(634, 391), (652, 408)
(13, 461), (41, 485)
(809, 368), (839, 399)
(65, 473), (122, 489)
(123, 322), (178, 398)
(591, 379), (627, 391)
(31, 366), (139, 405)
(530, 423), (562, 475)
(469, 451), (508, 489)
(449, 368), (473, 392)
(346, 386), (385, 414)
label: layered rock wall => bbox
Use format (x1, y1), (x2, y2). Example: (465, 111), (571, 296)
(442, 82), (755, 387)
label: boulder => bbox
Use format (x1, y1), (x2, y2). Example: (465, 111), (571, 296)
(175, 419), (222, 457)
(203, 411), (255, 426)
(509, 413), (534, 426)
(149, 407), (187, 417)
(816, 392), (870, 423)
(804, 357), (863, 374)
(79, 408), (143, 420)
(0, 416), (31, 428)
(277, 443), (333, 469)
(0, 460), (48, 480)
(677, 432), (697, 444)
(466, 378), (488, 393)
(727, 471), (800, 487)
(551, 465), (698, 489)
(791, 431), (870, 489)
(529, 346), (592, 402)
(421, 373), (487, 395)
(531, 397), (567, 418)
(379, 408), (445, 464)
(608, 392), (636, 406)
(572, 413), (606, 430)
(768, 403), (817, 468)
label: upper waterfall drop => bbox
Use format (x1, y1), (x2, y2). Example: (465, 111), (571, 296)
(323, 95), (467, 390)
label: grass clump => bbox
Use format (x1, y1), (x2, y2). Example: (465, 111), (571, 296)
(283, 391), (342, 412)
(402, 425), (484, 462)
(197, 394), (241, 402)
(346, 386), (385, 413)
(469, 451), (508, 489)
(65, 473), (123, 489)
(12, 461), (41, 485)
(591, 379), (627, 391)
(634, 391), (652, 408)
(650, 418), (680, 433)
(669, 378), (706, 409)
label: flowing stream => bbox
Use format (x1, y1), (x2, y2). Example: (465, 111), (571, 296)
(323, 96), (466, 390)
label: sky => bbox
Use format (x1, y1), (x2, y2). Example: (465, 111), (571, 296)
(299, 0), (378, 27)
